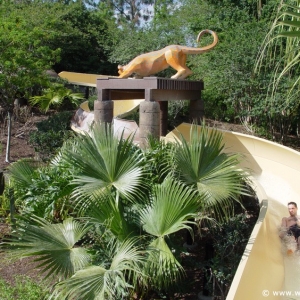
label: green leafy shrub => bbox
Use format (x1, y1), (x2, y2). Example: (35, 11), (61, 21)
(29, 111), (74, 160)
(35, 111), (73, 132)
(5, 124), (253, 299)
(9, 159), (74, 222)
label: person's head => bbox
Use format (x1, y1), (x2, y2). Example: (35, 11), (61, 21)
(288, 202), (298, 217)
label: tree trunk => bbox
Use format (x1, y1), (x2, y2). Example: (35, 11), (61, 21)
(5, 111), (11, 163)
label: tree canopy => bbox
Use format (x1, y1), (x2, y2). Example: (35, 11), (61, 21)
(0, 2), (60, 109)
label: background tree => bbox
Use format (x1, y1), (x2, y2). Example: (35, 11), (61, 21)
(173, 0), (277, 127)
(108, 0), (280, 137)
(108, 0), (184, 76)
(96, 0), (157, 27)
(0, 0), (120, 163)
(47, 1), (116, 74)
(11, 1), (117, 75)
(0, 1), (60, 162)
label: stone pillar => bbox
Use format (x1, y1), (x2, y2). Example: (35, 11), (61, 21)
(94, 88), (113, 123)
(189, 99), (204, 124)
(94, 100), (113, 124)
(139, 100), (160, 148)
(158, 101), (168, 136)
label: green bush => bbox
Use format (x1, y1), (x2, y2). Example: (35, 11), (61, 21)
(35, 111), (73, 132)
(9, 159), (74, 222)
(29, 111), (74, 160)
(16, 166), (73, 222)
(0, 195), (10, 219)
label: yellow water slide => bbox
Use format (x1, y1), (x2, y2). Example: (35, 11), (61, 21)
(166, 123), (300, 300)
(60, 72), (300, 299)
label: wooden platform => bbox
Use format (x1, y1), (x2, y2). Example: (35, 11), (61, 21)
(97, 77), (204, 102)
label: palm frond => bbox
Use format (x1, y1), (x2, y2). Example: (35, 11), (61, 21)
(139, 177), (197, 289)
(139, 176), (198, 237)
(61, 123), (146, 204)
(144, 237), (184, 291)
(173, 124), (248, 219)
(85, 194), (137, 241)
(29, 87), (84, 113)
(255, 1), (300, 104)
(4, 216), (91, 279)
(51, 266), (108, 300)
(51, 238), (145, 300)
(8, 159), (38, 189)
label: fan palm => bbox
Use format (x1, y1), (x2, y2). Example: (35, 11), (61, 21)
(4, 216), (91, 280)
(8, 158), (37, 190)
(85, 192), (138, 242)
(3, 122), (251, 298)
(30, 86), (84, 113)
(139, 176), (199, 290)
(3, 216), (145, 299)
(171, 124), (248, 219)
(52, 122), (147, 242)
(60, 122), (146, 208)
(51, 237), (145, 300)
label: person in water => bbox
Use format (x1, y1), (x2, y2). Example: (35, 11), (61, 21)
(280, 202), (300, 252)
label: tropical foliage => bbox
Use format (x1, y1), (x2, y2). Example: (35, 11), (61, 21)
(30, 86), (84, 113)
(2, 123), (249, 299)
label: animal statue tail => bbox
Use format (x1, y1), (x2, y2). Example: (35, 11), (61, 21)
(181, 29), (218, 55)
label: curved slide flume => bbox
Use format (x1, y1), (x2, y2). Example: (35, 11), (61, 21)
(165, 123), (300, 300)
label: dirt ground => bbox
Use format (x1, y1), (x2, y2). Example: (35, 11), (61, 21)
(0, 109), (296, 298)
(0, 109), (48, 170)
